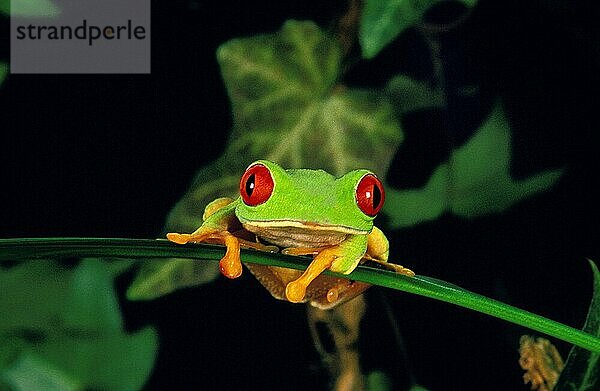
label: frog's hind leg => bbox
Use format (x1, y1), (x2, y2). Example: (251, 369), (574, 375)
(285, 248), (337, 303)
(309, 279), (370, 310)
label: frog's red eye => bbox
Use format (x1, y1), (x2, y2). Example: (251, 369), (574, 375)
(356, 174), (385, 217)
(240, 163), (274, 206)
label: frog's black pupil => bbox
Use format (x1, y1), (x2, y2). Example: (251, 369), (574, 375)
(246, 174), (256, 196)
(372, 184), (381, 208)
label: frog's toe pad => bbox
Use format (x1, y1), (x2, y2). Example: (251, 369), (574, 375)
(219, 257), (243, 279)
(285, 281), (307, 303)
(380, 261), (415, 277)
(166, 233), (191, 244)
(395, 265), (415, 277)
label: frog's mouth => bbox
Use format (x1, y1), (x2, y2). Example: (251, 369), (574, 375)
(239, 218), (367, 235)
(239, 218), (367, 248)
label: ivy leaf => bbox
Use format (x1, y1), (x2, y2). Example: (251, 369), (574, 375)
(360, 0), (425, 59)
(127, 258), (216, 300)
(130, 20), (403, 299)
(0, 261), (70, 332)
(170, 20), (402, 228)
(359, 0), (478, 59)
(554, 260), (600, 391)
(460, 0), (478, 7)
(383, 102), (563, 227)
(0, 260), (157, 390)
(385, 74), (445, 115)
(0, 63), (7, 85)
(33, 327), (157, 391)
(366, 371), (392, 391)
(0, 0), (60, 17)
(1, 353), (80, 391)
(62, 259), (123, 332)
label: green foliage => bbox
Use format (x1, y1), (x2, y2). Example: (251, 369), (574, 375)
(407, 385), (431, 391)
(127, 258), (216, 300)
(383, 102), (563, 227)
(385, 74), (444, 114)
(359, 0), (478, 59)
(0, 0), (60, 17)
(366, 370), (392, 391)
(0, 63), (7, 85)
(0, 259), (157, 390)
(1, 353), (79, 391)
(1, 0), (587, 387)
(555, 260), (600, 391)
(2, 238), (600, 354)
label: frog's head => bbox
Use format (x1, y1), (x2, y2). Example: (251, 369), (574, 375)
(234, 160), (385, 234)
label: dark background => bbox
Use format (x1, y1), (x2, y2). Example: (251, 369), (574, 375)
(1, 0), (599, 390)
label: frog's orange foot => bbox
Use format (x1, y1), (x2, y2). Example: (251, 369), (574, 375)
(167, 231), (243, 279)
(285, 280), (308, 303)
(284, 250), (336, 303)
(390, 264), (415, 277)
(282, 246), (329, 256)
(239, 239), (279, 253)
(363, 254), (415, 277)
(220, 233), (242, 279)
(220, 256), (242, 279)
(374, 261), (415, 276)
(166, 232), (192, 244)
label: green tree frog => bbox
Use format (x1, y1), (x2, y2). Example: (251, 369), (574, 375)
(167, 160), (414, 309)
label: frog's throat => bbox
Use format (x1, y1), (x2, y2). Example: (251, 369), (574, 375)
(238, 218), (368, 235)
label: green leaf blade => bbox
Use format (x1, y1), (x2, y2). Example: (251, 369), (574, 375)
(554, 260), (600, 391)
(2, 238), (599, 354)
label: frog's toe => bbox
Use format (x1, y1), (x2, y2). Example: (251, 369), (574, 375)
(219, 233), (243, 279)
(166, 233), (191, 244)
(285, 281), (307, 303)
(220, 260), (242, 279)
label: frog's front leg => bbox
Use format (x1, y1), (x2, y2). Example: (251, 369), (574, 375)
(166, 197), (275, 279)
(365, 226), (415, 276)
(168, 225), (245, 279)
(285, 234), (368, 303)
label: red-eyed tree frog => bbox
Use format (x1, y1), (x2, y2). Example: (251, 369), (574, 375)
(167, 160), (414, 309)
